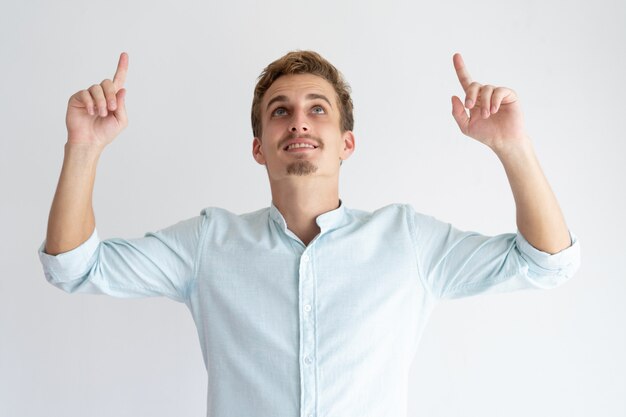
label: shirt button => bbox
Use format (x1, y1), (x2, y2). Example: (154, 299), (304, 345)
(304, 356), (312, 365)
(302, 254), (309, 262)
(304, 304), (311, 312)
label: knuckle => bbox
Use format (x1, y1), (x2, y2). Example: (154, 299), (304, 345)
(102, 79), (116, 96)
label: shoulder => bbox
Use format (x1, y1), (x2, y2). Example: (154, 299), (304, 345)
(199, 205), (270, 225)
(349, 202), (418, 219)
(343, 203), (420, 230)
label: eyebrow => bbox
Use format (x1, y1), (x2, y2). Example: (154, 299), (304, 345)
(266, 93), (333, 111)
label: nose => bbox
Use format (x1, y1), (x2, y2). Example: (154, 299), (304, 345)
(289, 111), (309, 133)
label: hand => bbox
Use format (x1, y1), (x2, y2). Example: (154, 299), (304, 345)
(66, 52), (129, 149)
(451, 53), (528, 151)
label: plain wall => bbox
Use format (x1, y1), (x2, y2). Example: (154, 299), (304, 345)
(1, 0), (624, 416)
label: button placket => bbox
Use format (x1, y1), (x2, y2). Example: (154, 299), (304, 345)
(299, 250), (317, 417)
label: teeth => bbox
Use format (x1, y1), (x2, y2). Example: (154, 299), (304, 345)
(286, 143), (316, 150)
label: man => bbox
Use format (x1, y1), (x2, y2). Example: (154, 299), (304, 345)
(39, 50), (580, 417)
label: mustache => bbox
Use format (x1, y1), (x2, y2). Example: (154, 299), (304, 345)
(279, 133), (324, 150)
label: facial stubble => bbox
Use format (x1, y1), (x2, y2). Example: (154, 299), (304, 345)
(286, 158), (318, 176)
(283, 134), (324, 176)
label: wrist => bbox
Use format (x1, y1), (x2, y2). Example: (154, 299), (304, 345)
(63, 141), (104, 167)
(65, 140), (105, 155)
(490, 134), (534, 161)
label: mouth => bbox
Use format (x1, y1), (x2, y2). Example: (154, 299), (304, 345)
(283, 143), (319, 152)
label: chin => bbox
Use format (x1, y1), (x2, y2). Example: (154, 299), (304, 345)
(286, 160), (318, 176)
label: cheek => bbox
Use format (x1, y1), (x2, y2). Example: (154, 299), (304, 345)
(263, 119), (286, 135)
(320, 116), (344, 135)
(323, 135), (345, 153)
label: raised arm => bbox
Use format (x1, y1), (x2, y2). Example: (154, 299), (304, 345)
(450, 52), (571, 254)
(45, 52), (129, 255)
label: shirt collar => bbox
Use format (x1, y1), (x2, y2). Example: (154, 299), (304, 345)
(269, 199), (347, 233)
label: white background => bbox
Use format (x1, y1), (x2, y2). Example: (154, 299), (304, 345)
(1, 0), (624, 416)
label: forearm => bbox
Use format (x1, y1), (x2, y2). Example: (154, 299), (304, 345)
(45, 142), (103, 255)
(493, 136), (571, 254)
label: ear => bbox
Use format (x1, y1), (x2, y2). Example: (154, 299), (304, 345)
(339, 130), (355, 161)
(252, 137), (266, 165)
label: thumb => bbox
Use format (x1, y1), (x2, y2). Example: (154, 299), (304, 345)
(451, 95), (469, 134)
(113, 88), (128, 124)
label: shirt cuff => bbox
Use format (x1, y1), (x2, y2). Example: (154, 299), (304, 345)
(515, 229), (580, 272)
(38, 228), (101, 278)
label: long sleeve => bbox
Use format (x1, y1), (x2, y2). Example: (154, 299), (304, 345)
(407, 205), (581, 300)
(37, 214), (206, 303)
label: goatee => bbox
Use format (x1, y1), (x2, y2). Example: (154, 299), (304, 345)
(286, 160), (318, 176)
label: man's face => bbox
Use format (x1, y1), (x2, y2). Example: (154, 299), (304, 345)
(252, 73), (354, 180)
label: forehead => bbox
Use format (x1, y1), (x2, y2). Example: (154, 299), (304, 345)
(263, 73), (337, 104)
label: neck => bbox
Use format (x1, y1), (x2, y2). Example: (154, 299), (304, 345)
(270, 176), (340, 246)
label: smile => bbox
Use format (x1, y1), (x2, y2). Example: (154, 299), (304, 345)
(284, 143), (318, 151)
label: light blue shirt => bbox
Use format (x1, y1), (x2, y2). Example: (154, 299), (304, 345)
(38, 200), (580, 417)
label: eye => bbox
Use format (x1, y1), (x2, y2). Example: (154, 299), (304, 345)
(312, 105), (326, 114)
(271, 107), (287, 117)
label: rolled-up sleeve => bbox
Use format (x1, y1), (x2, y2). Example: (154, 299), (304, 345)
(407, 206), (581, 300)
(37, 214), (206, 302)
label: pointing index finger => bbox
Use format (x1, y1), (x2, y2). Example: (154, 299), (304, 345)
(112, 52), (129, 89)
(453, 52), (472, 90)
